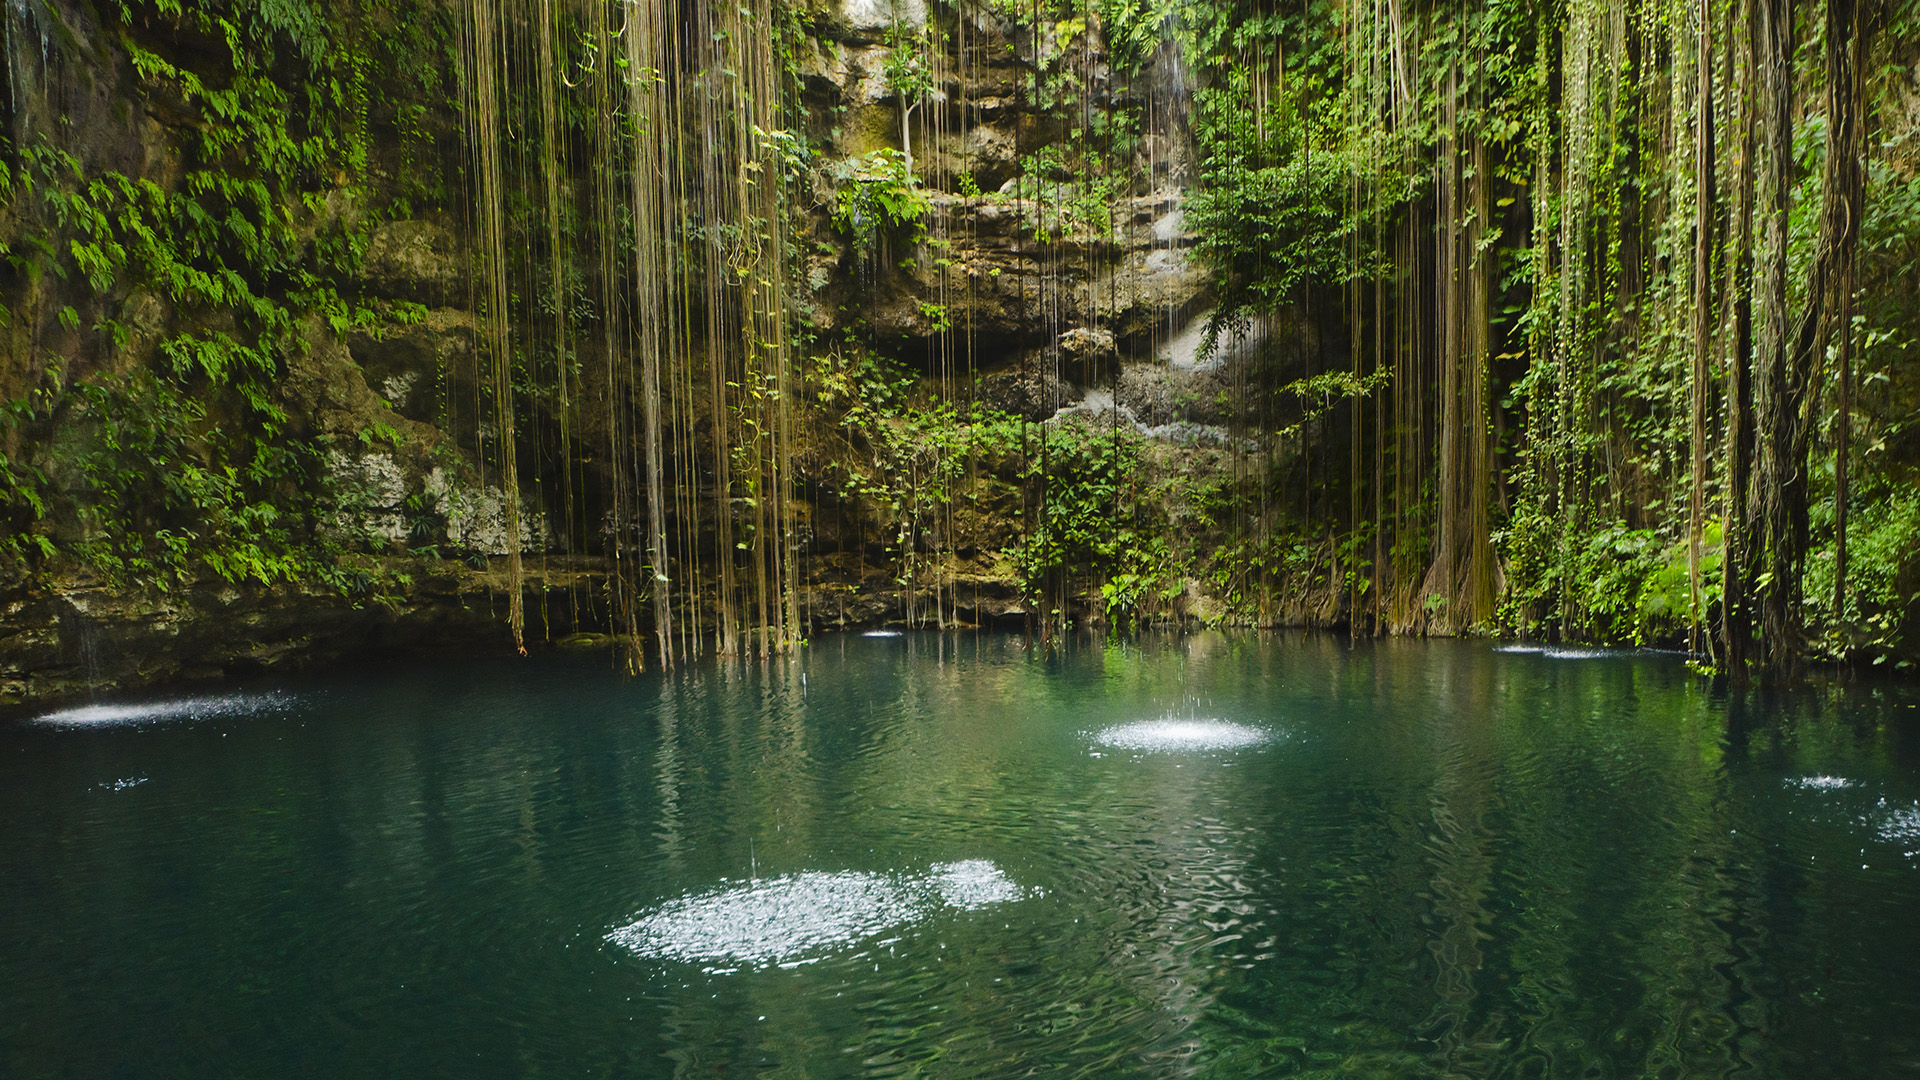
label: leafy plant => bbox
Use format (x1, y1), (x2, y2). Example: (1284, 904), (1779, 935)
(829, 149), (930, 253)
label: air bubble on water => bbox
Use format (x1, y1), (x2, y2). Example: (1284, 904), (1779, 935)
(1094, 718), (1270, 752)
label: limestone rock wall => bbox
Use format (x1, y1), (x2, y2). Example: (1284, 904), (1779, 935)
(0, 0), (1289, 709)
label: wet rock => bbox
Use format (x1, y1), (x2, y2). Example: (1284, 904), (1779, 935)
(975, 362), (1080, 422)
(1116, 360), (1232, 428)
(321, 450), (413, 550)
(421, 466), (554, 556)
(345, 309), (480, 426)
(1057, 326), (1118, 378)
(0, 560), (612, 714)
(822, 0), (928, 42)
(360, 219), (465, 307)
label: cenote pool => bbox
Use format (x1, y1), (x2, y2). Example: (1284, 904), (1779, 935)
(4, 633), (1920, 1078)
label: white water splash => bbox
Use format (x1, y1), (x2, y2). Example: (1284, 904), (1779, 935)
(1094, 718), (1271, 752)
(97, 776), (149, 791)
(608, 860), (1026, 972)
(1790, 775), (1856, 791)
(861, 630), (904, 638)
(31, 692), (293, 729)
(1493, 644), (1548, 654)
(1542, 647), (1620, 660)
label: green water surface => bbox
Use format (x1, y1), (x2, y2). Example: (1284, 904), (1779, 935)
(4, 633), (1919, 1078)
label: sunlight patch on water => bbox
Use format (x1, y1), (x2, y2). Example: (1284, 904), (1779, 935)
(1790, 775), (1857, 791)
(1495, 643), (1630, 659)
(929, 860), (1023, 909)
(31, 692), (293, 729)
(1094, 718), (1270, 752)
(608, 861), (1026, 972)
(1871, 800), (1920, 855)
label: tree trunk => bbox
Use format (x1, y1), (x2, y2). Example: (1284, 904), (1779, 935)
(1721, 0), (1758, 674)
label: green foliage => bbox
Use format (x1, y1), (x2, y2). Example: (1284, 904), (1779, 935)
(0, 0), (447, 597)
(1808, 487), (1920, 668)
(1188, 143), (1358, 340)
(1575, 526), (1685, 647)
(810, 343), (1192, 628)
(1092, 0), (1177, 73)
(66, 374), (318, 589)
(1271, 368), (1391, 441)
(1016, 423), (1143, 602)
(830, 150), (930, 250)
(0, 399), (54, 572)
(883, 21), (934, 105)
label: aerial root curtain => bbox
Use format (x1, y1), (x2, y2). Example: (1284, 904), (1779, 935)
(457, 0), (802, 665)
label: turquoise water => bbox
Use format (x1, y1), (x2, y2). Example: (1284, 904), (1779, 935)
(4, 633), (1920, 1078)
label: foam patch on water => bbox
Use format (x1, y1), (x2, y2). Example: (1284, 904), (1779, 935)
(30, 691), (293, 729)
(1094, 718), (1271, 752)
(608, 861), (1026, 971)
(1790, 775), (1856, 791)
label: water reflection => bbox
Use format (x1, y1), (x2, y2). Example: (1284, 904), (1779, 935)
(3, 637), (1920, 1078)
